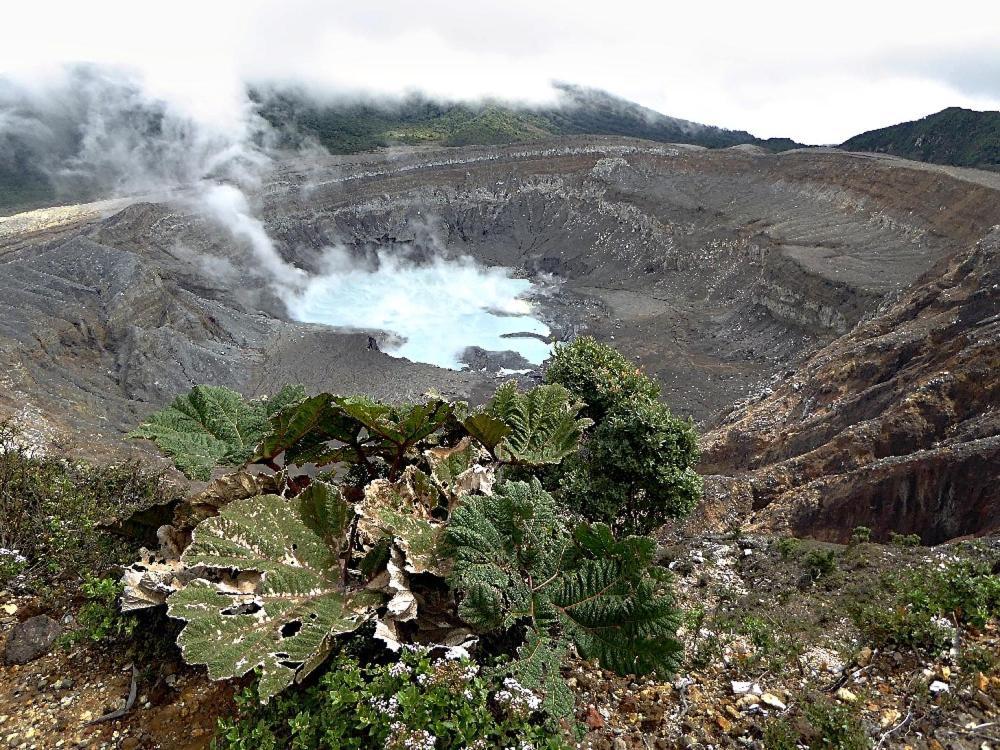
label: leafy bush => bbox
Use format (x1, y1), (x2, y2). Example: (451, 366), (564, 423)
(126, 371), (693, 732)
(214, 649), (567, 750)
(545, 338), (701, 535)
(0, 420), (170, 594)
(854, 561), (1000, 652)
(849, 526), (872, 545)
(804, 549), (838, 580)
(544, 337), (661, 423)
(61, 577), (137, 646)
(889, 532), (922, 548)
(775, 537), (802, 559)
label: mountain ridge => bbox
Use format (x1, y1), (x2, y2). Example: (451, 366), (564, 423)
(840, 106), (1000, 170)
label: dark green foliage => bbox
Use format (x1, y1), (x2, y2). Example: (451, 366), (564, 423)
(841, 107), (1000, 170)
(544, 337), (701, 534)
(562, 396), (701, 535)
(213, 649), (568, 750)
(130, 355), (693, 726)
(0, 420), (171, 594)
(60, 577), (137, 646)
(545, 337), (661, 423)
(804, 549), (838, 580)
(849, 526), (872, 545)
(252, 84), (801, 156)
(890, 532), (922, 548)
(446, 479), (683, 723)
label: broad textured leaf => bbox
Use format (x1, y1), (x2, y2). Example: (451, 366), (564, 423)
(359, 468), (448, 576)
(255, 393), (360, 465)
(298, 481), (351, 550)
(131, 385), (305, 480)
(481, 382), (592, 467)
(425, 437), (494, 499)
(461, 412), (510, 453)
(165, 494), (378, 702)
(336, 396), (453, 449)
(174, 470), (284, 528)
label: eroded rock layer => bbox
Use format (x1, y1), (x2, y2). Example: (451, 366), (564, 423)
(700, 230), (1000, 542)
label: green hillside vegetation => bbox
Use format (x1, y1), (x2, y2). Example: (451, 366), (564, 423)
(840, 107), (1000, 170)
(253, 83), (804, 154)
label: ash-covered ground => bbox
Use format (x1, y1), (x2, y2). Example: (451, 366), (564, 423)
(1, 136), (998, 463)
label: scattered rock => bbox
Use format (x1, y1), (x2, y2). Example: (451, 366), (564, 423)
(928, 680), (950, 694)
(835, 687), (858, 703)
(3, 615), (61, 665)
(760, 693), (786, 711)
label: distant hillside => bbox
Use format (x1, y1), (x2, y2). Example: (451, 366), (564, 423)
(841, 107), (1000, 170)
(253, 83), (804, 154)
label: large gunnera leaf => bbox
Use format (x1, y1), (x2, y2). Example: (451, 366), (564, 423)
(166, 492), (377, 702)
(131, 385), (306, 480)
(474, 382), (592, 467)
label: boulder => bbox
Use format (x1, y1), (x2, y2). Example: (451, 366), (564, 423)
(3, 615), (61, 665)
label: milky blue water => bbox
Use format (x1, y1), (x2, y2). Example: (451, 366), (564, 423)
(286, 252), (551, 370)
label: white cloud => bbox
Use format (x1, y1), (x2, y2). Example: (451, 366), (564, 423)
(1, 0), (999, 143)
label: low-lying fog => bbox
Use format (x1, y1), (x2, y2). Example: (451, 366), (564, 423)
(287, 250), (551, 370)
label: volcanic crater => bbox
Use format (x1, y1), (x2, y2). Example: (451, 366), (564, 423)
(1, 136), (998, 540)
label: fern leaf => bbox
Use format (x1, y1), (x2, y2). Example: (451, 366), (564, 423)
(511, 631), (576, 729)
(474, 382), (592, 467)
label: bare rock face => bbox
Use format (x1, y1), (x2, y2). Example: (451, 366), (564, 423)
(700, 229), (1000, 543)
(3, 614), (62, 665)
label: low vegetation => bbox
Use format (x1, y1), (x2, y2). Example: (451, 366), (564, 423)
(0, 420), (170, 597)
(120, 339), (699, 740)
(854, 559), (1000, 653)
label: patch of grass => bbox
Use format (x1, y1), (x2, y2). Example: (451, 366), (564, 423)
(0, 420), (172, 597)
(739, 614), (804, 671)
(764, 693), (870, 749)
(854, 560), (1000, 653)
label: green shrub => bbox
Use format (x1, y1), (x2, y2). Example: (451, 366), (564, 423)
(60, 576), (137, 646)
(213, 649), (568, 750)
(764, 694), (870, 750)
(849, 526), (872, 545)
(545, 338), (701, 535)
(561, 396), (701, 535)
(889, 532), (922, 547)
(544, 336), (660, 423)
(0, 420), (170, 594)
(127, 376), (684, 730)
(775, 537), (802, 559)
(804, 549), (838, 580)
(854, 560), (1000, 652)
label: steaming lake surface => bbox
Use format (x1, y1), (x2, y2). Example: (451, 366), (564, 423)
(288, 255), (551, 370)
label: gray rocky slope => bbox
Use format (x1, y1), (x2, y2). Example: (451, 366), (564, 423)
(1, 137), (997, 487)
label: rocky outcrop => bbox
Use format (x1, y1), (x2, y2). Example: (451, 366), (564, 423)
(700, 229), (1000, 543)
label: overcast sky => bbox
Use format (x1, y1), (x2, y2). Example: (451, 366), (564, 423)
(2, 0), (998, 144)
